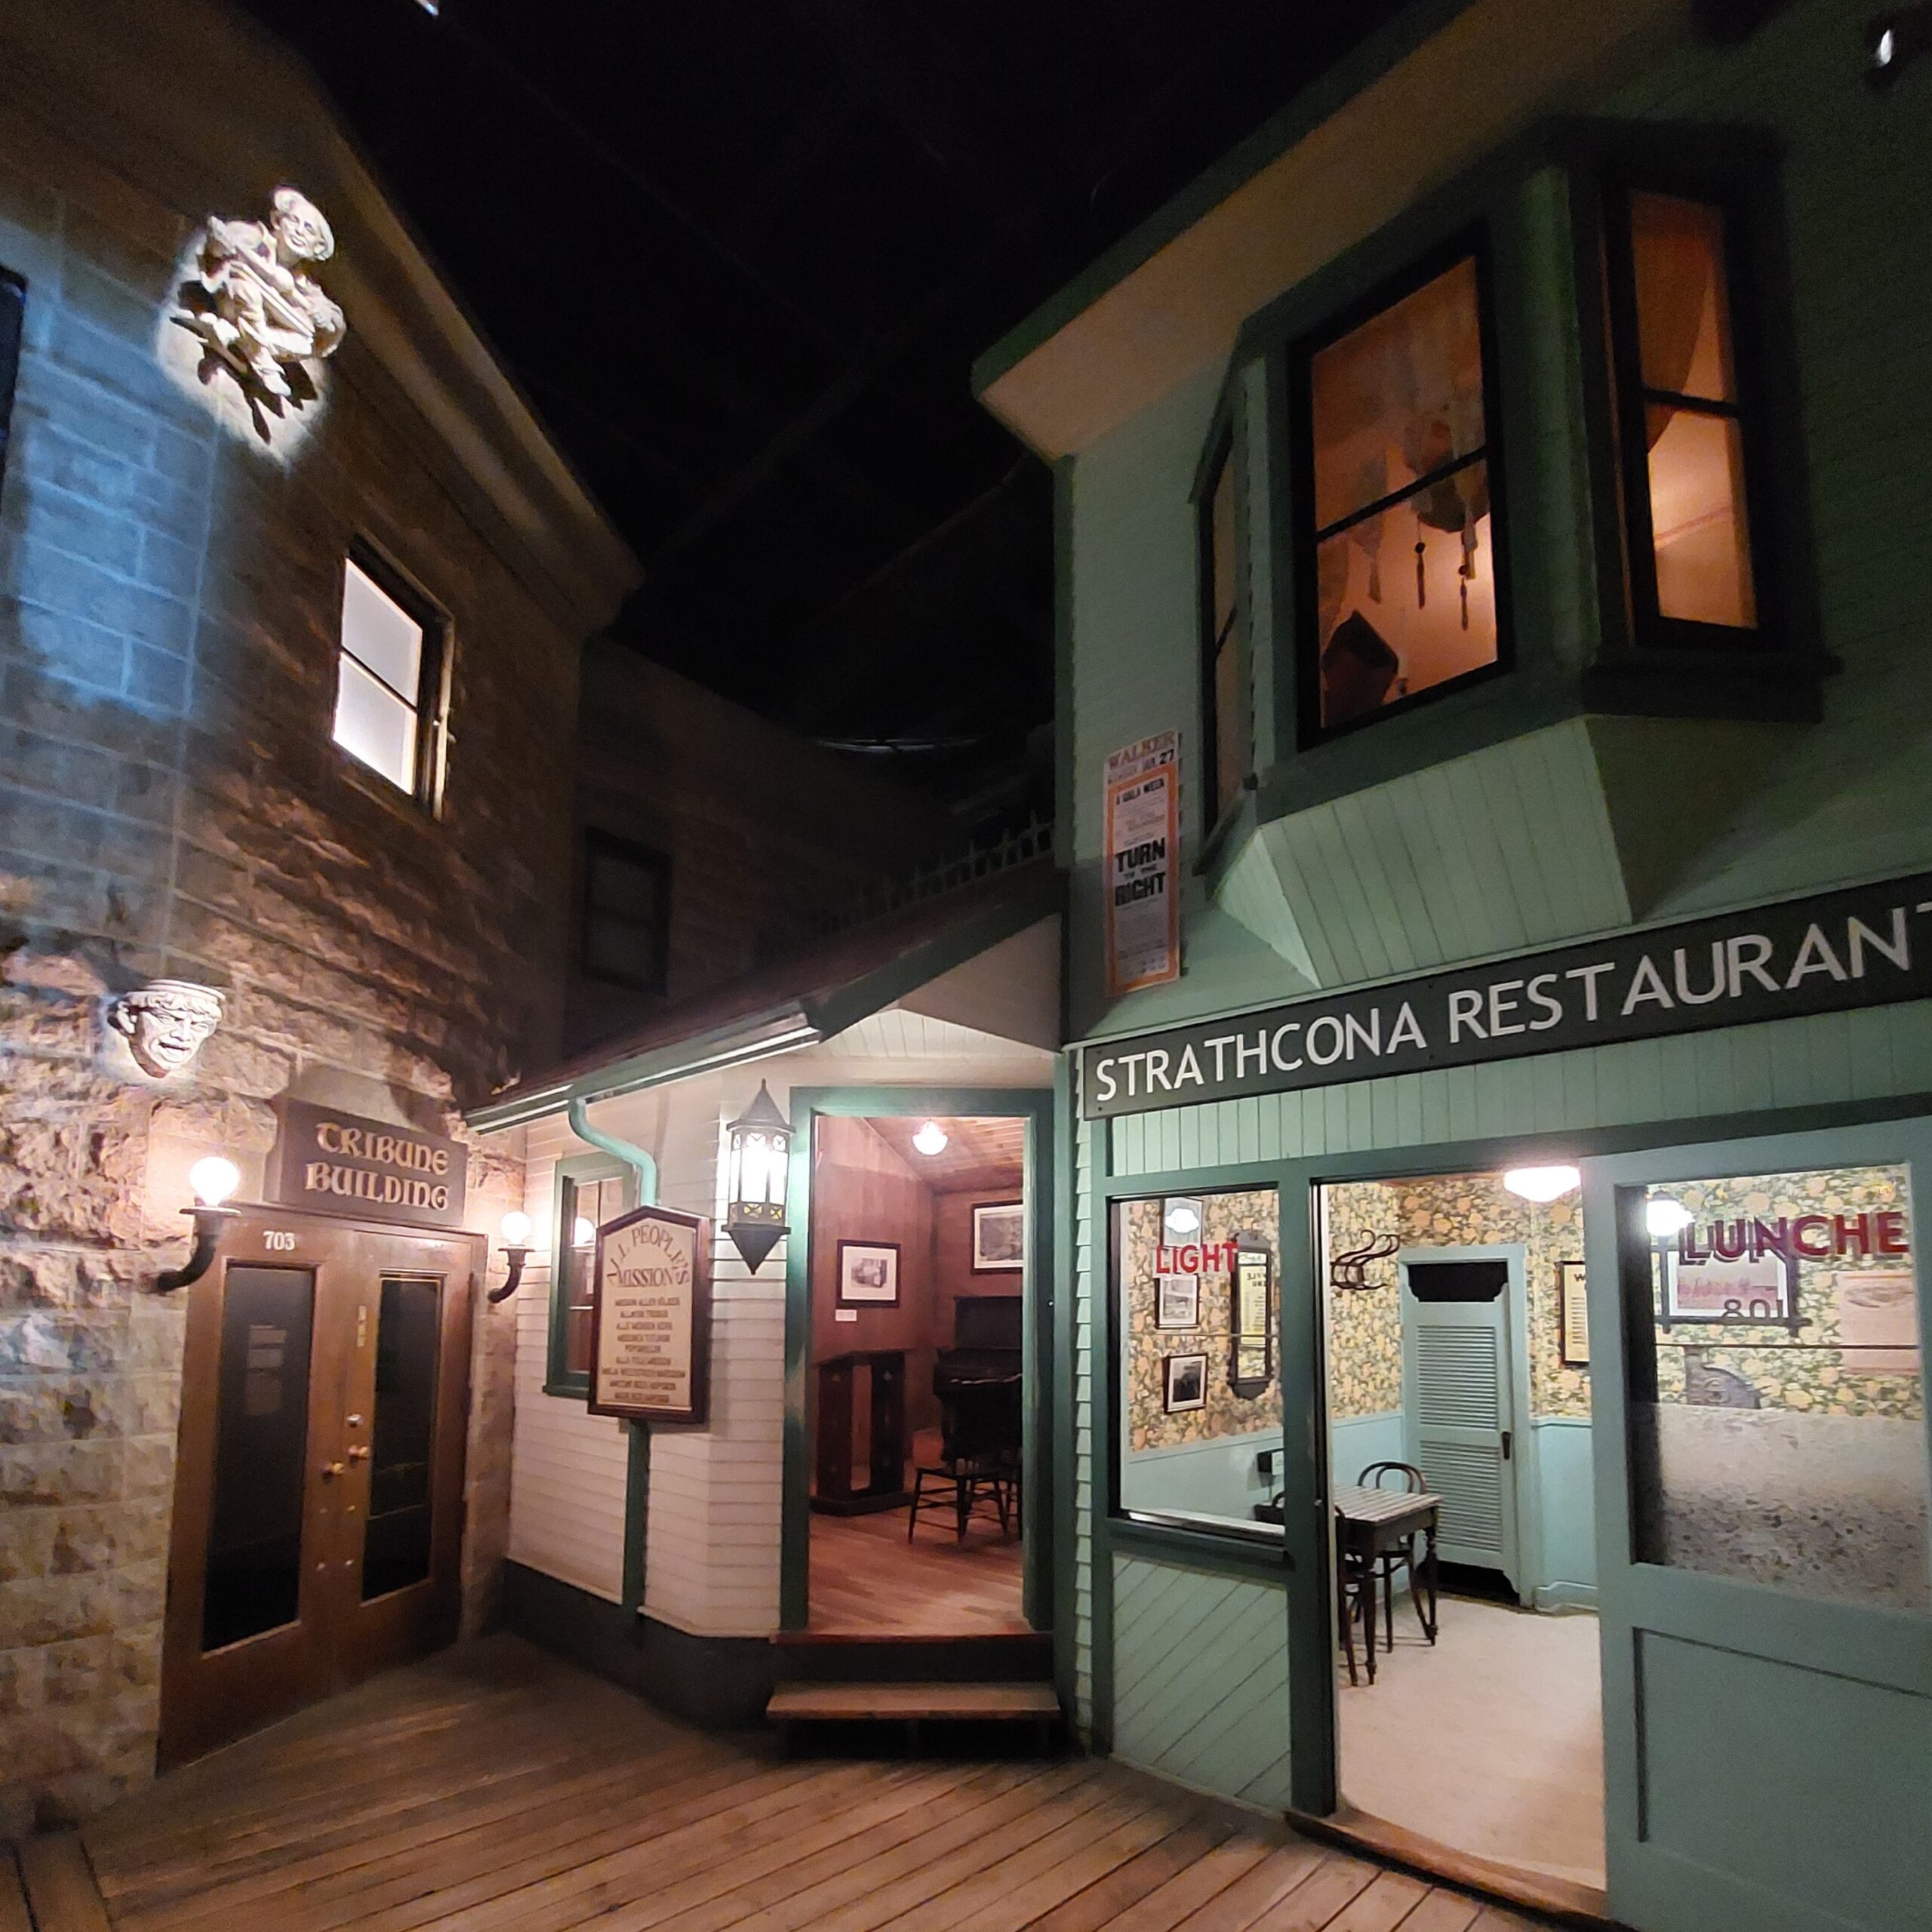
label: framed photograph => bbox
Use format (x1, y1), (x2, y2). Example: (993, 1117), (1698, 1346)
(1162, 1352), (1207, 1414)
(836, 1239), (900, 1307)
(1229, 1244), (1272, 1397)
(1661, 1246), (1798, 1329)
(1155, 1275), (1198, 1331)
(1558, 1260), (1589, 1367)
(971, 1200), (1026, 1273)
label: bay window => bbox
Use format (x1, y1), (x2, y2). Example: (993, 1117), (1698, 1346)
(1607, 186), (1766, 645)
(1294, 242), (1508, 743)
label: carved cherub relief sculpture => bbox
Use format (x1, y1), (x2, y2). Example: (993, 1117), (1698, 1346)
(107, 980), (225, 1079)
(172, 186), (346, 438)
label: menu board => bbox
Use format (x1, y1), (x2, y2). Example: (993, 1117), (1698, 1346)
(588, 1204), (710, 1425)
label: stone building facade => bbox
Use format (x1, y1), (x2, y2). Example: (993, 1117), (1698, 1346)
(0, 0), (637, 1830)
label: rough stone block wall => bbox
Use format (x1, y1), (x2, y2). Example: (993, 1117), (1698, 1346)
(0, 92), (578, 1829)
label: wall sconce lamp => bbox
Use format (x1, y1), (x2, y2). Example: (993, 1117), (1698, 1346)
(724, 1081), (792, 1273)
(155, 1156), (242, 1292)
(1867, 6), (1932, 87)
(488, 1211), (534, 1304)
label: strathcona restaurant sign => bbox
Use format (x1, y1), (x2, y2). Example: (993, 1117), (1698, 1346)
(1079, 872), (1932, 1121)
(269, 1100), (468, 1227)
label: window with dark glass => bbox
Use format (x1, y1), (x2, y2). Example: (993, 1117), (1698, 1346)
(333, 548), (448, 805)
(1607, 189), (1762, 643)
(1198, 438), (1246, 825)
(558, 1169), (626, 1382)
(0, 267), (24, 497)
(1298, 248), (1506, 739)
(580, 830), (671, 995)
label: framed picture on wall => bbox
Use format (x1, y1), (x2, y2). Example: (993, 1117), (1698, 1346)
(1660, 1245), (1797, 1328)
(1558, 1259), (1589, 1367)
(1155, 1275), (1198, 1331)
(836, 1239), (900, 1307)
(1162, 1352), (1207, 1413)
(971, 1200), (1025, 1272)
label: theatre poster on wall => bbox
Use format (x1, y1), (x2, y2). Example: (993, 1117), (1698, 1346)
(588, 1204), (711, 1425)
(1104, 730), (1180, 997)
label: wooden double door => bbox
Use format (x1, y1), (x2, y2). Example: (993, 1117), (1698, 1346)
(160, 1208), (479, 1767)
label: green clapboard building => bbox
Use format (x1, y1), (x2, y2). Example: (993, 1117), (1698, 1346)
(974, 1), (1931, 1927)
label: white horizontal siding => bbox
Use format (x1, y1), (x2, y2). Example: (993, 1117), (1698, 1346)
(485, 1011), (1054, 1638)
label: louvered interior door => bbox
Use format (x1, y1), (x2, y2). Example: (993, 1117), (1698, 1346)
(1401, 1251), (1520, 1589)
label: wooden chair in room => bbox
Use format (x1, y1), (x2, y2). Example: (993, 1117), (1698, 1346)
(1358, 1460), (1435, 1653)
(909, 1371), (1021, 1543)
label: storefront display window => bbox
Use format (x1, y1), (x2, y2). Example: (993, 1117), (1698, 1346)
(1113, 1185), (1281, 1531)
(1626, 1164), (1928, 1611)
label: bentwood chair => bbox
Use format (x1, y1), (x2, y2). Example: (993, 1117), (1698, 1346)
(909, 1373), (1020, 1543)
(1359, 1460), (1433, 1651)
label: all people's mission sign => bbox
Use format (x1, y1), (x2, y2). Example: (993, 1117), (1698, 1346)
(1079, 872), (1932, 1120)
(589, 1204), (711, 1425)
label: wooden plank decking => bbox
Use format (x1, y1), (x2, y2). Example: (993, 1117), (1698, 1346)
(80, 1635), (1561, 1932)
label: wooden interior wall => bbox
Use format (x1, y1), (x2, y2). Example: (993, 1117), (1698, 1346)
(811, 1115), (941, 1439)
(932, 1184), (1025, 1341)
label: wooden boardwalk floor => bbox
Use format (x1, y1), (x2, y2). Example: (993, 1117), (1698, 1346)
(81, 1637), (1560, 1932)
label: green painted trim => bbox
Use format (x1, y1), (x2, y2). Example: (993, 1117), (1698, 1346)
(622, 1422), (649, 1616)
(780, 1084), (1057, 1635)
(1086, 1115), (1116, 1754)
(1051, 1057), (1079, 1715)
(969, 0), (1477, 404)
(1108, 1518), (1293, 1583)
(544, 1150), (638, 1397)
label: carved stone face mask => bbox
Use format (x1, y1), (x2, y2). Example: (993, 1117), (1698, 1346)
(108, 980), (225, 1078)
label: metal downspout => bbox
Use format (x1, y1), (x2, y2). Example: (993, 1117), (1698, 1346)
(567, 1095), (658, 1206)
(566, 1094), (657, 1619)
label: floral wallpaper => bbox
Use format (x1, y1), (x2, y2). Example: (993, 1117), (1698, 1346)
(1321, 1172), (1589, 1420)
(1121, 1187), (1279, 1452)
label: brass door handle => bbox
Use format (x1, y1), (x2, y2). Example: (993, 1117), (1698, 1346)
(347, 1445), (372, 1463)
(321, 1460), (346, 1479)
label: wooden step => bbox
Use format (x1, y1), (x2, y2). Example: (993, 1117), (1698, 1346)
(14, 1832), (112, 1932)
(767, 1678), (1060, 1734)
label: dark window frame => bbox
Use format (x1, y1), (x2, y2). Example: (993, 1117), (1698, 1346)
(1601, 174), (1777, 657)
(578, 828), (672, 996)
(545, 1154), (638, 1397)
(0, 266), (25, 502)
(1287, 226), (1516, 752)
(1194, 421), (1247, 835)
(334, 540), (451, 815)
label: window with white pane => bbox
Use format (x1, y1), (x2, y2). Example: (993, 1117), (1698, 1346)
(333, 552), (443, 801)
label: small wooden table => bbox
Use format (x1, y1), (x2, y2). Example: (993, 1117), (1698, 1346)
(1333, 1483), (1440, 1687)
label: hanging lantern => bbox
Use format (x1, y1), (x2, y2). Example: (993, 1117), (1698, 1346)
(724, 1080), (792, 1272)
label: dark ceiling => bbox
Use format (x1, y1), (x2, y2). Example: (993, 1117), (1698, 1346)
(238, 0), (1404, 829)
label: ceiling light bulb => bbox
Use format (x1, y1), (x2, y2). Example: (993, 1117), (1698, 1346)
(1164, 1202), (1201, 1235)
(912, 1121), (949, 1156)
(500, 1211), (532, 1247)
(574, 1215), (596, 1247)
(1645, 1193), (1694, 1239)
(1876, 25), (1897, 66)
(189, 1155), (240, 1208)
(1503, 1164), (1580, 1204)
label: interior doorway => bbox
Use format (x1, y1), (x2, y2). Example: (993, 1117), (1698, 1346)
(160, 1208), (477, 1767)
(1318, 1171), (1604, 1894)
(801, 1110), (1033, 1637)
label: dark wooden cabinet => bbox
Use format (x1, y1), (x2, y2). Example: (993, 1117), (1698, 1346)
(812, 1349), (909, 1515)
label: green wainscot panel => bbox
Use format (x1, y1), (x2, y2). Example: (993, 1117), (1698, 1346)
(1111, 1554), (1294, 1810)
